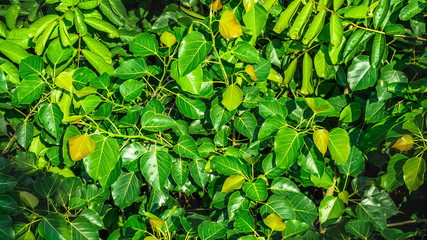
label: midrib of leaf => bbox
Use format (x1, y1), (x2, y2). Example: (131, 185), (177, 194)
(44, 218), (66, 240)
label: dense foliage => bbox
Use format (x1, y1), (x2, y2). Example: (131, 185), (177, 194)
(0, 0), (426, 239)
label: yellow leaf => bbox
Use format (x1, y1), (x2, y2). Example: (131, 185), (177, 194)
(245, 65), (257, 81)
(313, 128), (329, 156)
(160, 31), (177, 47)
(219, 10), (242, 39)
(149, 219), (164, 230)
(243, 0), (258, 12)
(222, 175), (246, 192)
(144, 237), (158, 240)
(68, 135), (95, 161)
(20, 191), (39, 208)
(263, 213), (286, 231)
(209, 0), (222, 11)
(392, 134), (414, 151)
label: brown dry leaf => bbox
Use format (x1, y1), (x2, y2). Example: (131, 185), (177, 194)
(392, 134), (414, 151)
(69, 134), (95, 161)
(245, 65), (257, 81)
(209, 0), (222, 11)
(219, 10), (242, 39)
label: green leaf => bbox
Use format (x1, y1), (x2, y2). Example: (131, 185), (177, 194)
(327, 128), (350, 165)
(243, 178), (268, 201)
(0, 173), (17, 193)
(381, 228), (416, 240)
(297, 145), (325, 178)
(198, 221), (227, 240)
(81, 49), (114, 75)
(16, 75), (45, 105)
(0, 195), (17, 215)
(305, 98), (339, 117)
(222, 84), (243, 111)
(365, 101), (387, 123)
(119, 79), (145, 101)
(189, 159), (209, 187)
(356, 198), (387, 230)
(114, 58), (149, 80)
(173, 135), (200, 159)
(258, 114), (286, 140)
(34, 174), (62, 198)
(130, 33), (159, 57)
(289, 193), (318, 223)
(231, 41), (260, 63)
(15, 121), (34, 149)
(270, 177), (300, 196)
(69, 218), (99, 240)
(0, 215), (14, 240)
(174, 62), (204, 95)
(82, 95), (102, 114)
(399, 0), (426, 21)
(344, 5), (371, 18)
(141, 111), (176, 131)
(381, 154), (406, 191)
(337, 146), (364, 177)
(38, 214), (71, 240)
(243, 3), (268, 43)
(258, 101), (287, 119)
(111, 171), (142, 209)
(172, 160), (188, 187)
(234, 210), (255, 232)
(282, 220), (310, 239)
(319, 196), (345, 226)
(274, 127), (304, 170)
(210, 98), (236, 131)
(213, 155), (246, 176)
(176, 94), (206, 119)
(39, 103), (64, 138)
(345, 220), (373, 239)
(260, 194), (295, 220)
(178, 31), (212, 75)
(403, 157), (426, 193)
(253, 58), (271, 82)
(339, 102), (361, 123)
(347, 55), (377, 91)
(234, 112), (257, 139)
(140, 148), (172, 192)
(19, 56), (43, 78)
(83, 135), (120, 182)
(228, 191), (250, 220)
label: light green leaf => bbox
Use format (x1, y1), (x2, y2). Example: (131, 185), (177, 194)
(119, 79), (145, 101)
(178, 31), (212, 76)
(243, 3), (268, 43)
(258, 114), (286, 140)
(83, 135), (120, 181)
(140, 148), (172, 192)
(176, 94), (206, 119)
(243, 178), (268, 201)
(173, 135), (200, 159)
(19, 56), (43, 78)
(16, 75), (45, 105)
(319, 196), (345, 226)
(234, 210), (255, 232)
(274, 127), (304, 170)
(39, 103), (64, 138)
(289, 193), (318, 223)
(337, 146), (364, 177)
(213, 155), (246, 176)
(114, 58), (148, 80)
(339, 102), (361, 123)
(270, 177), (300, 196)
(189, 159), (209, 188)
(260, 194), (295, 220)
(130, 33), (159, 57)
(141, 111), (176, 131)
(15, 121), (34, 149)
(231, 41), (260, 63)
(210, 98), (236, 131)
(328, 128), (350, 165)
(403, 157), (426, 193)
(282, 220), (310, 239)
(234, 112), (257, 139)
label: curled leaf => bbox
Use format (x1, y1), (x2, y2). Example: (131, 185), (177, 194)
(69, 134), (96, 161)
(245, 65), (258, 81)
(219, 10), (242, 39)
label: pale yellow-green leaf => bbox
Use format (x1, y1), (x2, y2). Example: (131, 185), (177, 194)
(314, 128), (329, 156)
(160, 31), (177, 47)
(20, 191), (39, 208)
(222, 84), (243, 111)
(219, 10), (242, 39)
(55, 72), (73, 92)
(222, 175), (246, 192)
(68, 134), (95, 161)
(263, 213), (287, 231)
(209, 0), (223, 11)
(245, 64), (258, 81)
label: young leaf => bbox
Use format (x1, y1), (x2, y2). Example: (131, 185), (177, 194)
(219, 10), (242, 39)
(328, 128), (350, 165)
(263, 213), (287, 231)
(222, 84), (243, 111)
(313, 128), (329, 156)
(391, 134), (414, 151)
(68, 135), (96, 161)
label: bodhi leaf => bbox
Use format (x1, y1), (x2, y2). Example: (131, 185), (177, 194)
(274, 127), (304, 170)
(222, 84), (243, 111)
(403, 157), (426, 193)
(140, 148), (172, 192)
(178, 32), (212, 76)
(328, 128), (350, 165)
(263, 213), (287, 231)
(219, 10), (242, 39)
(391, 135), (414, 151)
(313, 128), (329, 156)
(68, 135), (95, 161)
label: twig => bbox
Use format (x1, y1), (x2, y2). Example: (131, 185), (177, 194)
(387, 218), (427, 227)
